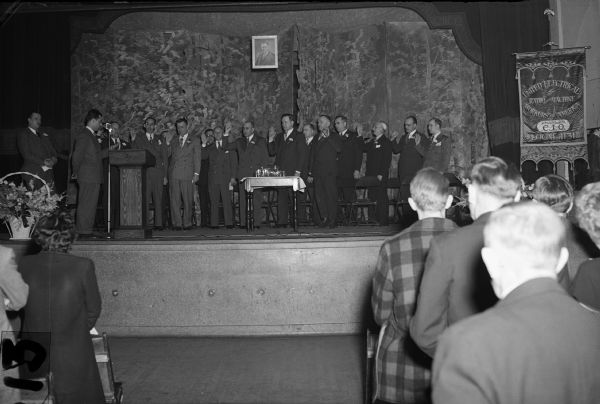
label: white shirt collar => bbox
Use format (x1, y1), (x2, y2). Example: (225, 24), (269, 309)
(147, 132), (154, 140)
(341, 129), (347, 137)
(179, 133), (188, 143)
(285, 128), (293, 138)
(86, 126), (95, 135)
(28, 127), (37, 135)
(247, 134), (254, 143)
(408, 129), (417, 138)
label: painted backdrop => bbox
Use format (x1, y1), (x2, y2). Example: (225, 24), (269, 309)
(72, 28), (294, 137)
(297, 22), (488, 177)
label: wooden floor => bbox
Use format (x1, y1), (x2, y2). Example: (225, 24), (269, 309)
(109, 335), (365, 404)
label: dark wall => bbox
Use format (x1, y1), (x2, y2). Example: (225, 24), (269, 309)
(0, 12), (71, 183)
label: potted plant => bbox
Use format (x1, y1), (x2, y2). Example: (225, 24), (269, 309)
(0, 172), (64, 239)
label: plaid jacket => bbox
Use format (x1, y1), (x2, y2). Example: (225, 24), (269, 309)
(372, 217), (457, 403)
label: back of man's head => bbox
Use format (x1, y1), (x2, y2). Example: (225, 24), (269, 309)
(410, 168), (450, 213)
(483, 201), (567, 298)
(533, 174), (573, 214)
(575, 181), (600, 248)
(469, 156), (522, 200)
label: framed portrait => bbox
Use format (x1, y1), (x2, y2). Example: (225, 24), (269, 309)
(252, 35), (278, 69)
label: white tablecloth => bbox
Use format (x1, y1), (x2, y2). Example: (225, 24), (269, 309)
(241, 176), (306, 192)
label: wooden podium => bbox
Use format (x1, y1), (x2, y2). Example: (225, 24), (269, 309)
(109, 149), (155, 239)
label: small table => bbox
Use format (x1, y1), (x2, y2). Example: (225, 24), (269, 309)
(241, 176), (306, 232)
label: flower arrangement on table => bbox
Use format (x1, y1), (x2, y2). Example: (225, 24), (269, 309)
(0, 172), (64, 239)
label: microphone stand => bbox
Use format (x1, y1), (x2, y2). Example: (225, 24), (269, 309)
(107, 134), (116, 239)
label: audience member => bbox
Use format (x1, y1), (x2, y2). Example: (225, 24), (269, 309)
(422, 118), (451, 173)
(410, 156), (521, 357)
(198, 128), (214, 227)
(309, 115), (341, 228)
(432, 202), (600, 404)
(363, 121), (393, 225)
(72, 109), (104, 238)
(268, 113), (308, 228)
(133, 117), (169, 230)
(0, 246), (28, 334)
(167, 118), (201, 230)
(334, 115), (363, 223)
(17, 111), (58, 189)
(532, 174), (599, 289)
(372, 168), (456, 404)
(203, 126), (237, 228)
(18, 211), (104, 404)
(570, 181), (600, 311)
(101, 121), (130, 231)
(0, 246), (29, 404)
(391, 115), (430, 225)
(225, 120), (270, 228)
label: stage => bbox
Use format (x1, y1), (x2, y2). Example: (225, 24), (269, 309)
(2, 224), (398, 337)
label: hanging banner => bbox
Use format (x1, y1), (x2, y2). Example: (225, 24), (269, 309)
(516, 47), (588, 167)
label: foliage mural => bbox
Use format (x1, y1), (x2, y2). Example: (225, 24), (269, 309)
(297, 22), (488, 177)
(72, 29), (294, 138)
(72, 20), (487, 178)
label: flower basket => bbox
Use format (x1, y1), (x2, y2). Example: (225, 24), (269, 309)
(0, 171), (63, 240)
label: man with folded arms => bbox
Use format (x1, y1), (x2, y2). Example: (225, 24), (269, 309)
(432, 202), (600, 404)
(410, 156), (522, 357)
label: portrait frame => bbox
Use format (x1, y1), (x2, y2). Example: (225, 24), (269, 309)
(252, 35), (278, 69)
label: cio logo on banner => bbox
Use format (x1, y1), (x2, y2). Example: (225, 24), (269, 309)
(537, 119), (571, 133)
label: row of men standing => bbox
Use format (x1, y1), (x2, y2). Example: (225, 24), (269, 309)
(68, 109), (453, 235)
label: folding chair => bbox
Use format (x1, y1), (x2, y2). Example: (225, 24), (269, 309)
(351, 176), (380, 225)
(92, 333), (123, 404)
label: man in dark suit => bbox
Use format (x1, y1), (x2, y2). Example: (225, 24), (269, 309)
(203, 126), (237, 228)
(299, 123), (318, 224)
(363, 121), (393, 226)
(410, 156), (522, 357)
(16, 111), (58, 189)
(255, 41), (276, 66)
(133, 117), (168, 230)
(334, 115), (363, 224)
(71, 109), (104, 237)
(225, 120), (270, 228)
(308, 115), (341, 228)
(423, 117), (452, 173)
(167, 118), (201, 230)
(198, 128), (214, 227)
(100, 121), (130, 232)
(391, 115), (430, 226)
(432, 202), (600, 404)
(267, 113), (308, 228)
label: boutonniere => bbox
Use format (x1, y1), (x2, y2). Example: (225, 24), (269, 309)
(433, 140), (442, 147)
(186, 140), (191, 145)
(250, 140), (255, 145)
(97, 138), (103, 144)
(288, 138), (294, 142)
(158, 139), (162, 145)
(41, 132), (49, 137)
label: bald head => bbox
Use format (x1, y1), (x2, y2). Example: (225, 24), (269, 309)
(482, 201), (568, 299)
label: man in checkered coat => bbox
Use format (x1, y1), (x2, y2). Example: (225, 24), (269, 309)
(371, 168), (457, 404)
